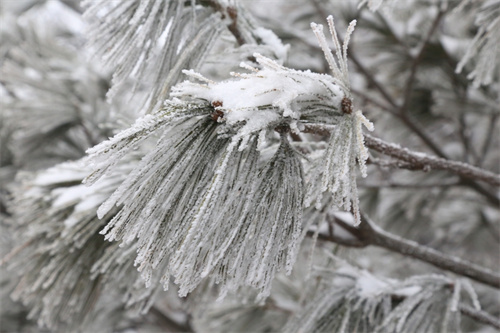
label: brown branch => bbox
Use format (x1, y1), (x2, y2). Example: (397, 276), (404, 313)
(367, 156), (433, 171)
(313, 213), (500, 289)
(459, 304), (500, 330)
(362, 215), (500, 289)
(303, 125), (500, 191)
(364, 134), (500, 187)
(201, 0), (247, 46)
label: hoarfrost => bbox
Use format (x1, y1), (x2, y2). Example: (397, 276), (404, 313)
(82, 17), (374, 301)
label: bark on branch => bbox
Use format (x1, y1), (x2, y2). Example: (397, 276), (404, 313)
(364, 134), (500, 187)
(314, 213), (500, 289)
(303, 124), (500, 189)
(459, 304), (500, 330)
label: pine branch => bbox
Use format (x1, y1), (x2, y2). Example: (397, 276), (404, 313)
(284, 260), (464, 333)
(299, 4), (496, 211)
(310, 9), (498, 206)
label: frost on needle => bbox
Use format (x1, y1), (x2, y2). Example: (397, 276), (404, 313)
(309, 17), (374, 225)
(84, 17), (373, 299)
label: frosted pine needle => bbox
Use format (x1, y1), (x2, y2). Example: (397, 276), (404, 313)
(82, 0), (224, 112)
(4, 160), (150, 329)
(311, 17), (356, 94)
(455, 0), (500, 88)
(284, 264), (461, 333)
(310, 17), (374, 225)
(208, 136), (304, 300)
(84, 52), (347, 297)
(84, 35), (371, 296)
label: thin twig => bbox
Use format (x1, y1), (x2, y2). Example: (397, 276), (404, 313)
(202, 0), (247, 46)
(396, 113), (449, 159)
(312, 213), (500, 289)
(399, 9), (445, 115)
(364, 134), (500, 187)
(358, 180), (459, 189)
(390, 9), (459, 161)
(458, 112), (475, 163)
(351, 87), (395, 114)
(362, 215), (500, 289)
(349, 53), (399, 109)
(459, 304), (500, 329)
(478, 114), (498, 167)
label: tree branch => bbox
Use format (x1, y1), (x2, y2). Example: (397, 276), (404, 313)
(305, 5), (494, 198)
(399, 9), (444, 115)
(358, 179), (459, 189)
(362, 215), (500, 289)
(459, 304), (500, 330)
(310, 214), (500, 329)
(303, 125), (500, 191)
(201, 0), (248, 46)
(364, 134), (500, 187)
(478, 114), (498, 167)
(313, 213), (500, 289)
